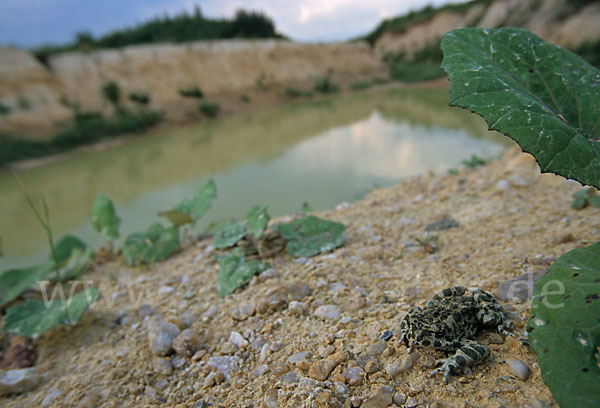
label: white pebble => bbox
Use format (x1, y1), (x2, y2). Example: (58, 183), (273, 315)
(158, 285), (175, 295)
(507, 358), (531, 380)
(229, 331), (248, 349)
(314, 304), (342, 320)
(496, 179), (510, 191)
(288, 351), (309, 365)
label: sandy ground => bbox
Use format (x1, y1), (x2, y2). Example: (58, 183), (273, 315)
(2, 146), (598, 407)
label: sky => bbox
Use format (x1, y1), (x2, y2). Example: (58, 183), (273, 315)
(0, 0), (467, 48)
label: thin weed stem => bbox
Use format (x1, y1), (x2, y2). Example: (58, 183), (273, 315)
(13, 172), (60, 281)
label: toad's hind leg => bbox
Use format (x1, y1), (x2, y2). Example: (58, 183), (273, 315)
(429, 341), (490, 383)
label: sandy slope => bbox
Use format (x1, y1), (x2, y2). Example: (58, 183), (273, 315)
(3, 147), (598, 407)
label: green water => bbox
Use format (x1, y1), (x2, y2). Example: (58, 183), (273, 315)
(0, 88), (512, 270)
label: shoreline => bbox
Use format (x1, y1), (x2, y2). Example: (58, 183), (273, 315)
(3, 78), (449, 174)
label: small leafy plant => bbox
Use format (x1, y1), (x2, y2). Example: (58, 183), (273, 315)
(101, 80), (121, 108)
(462, 154), (489, 168)
(442, 27), (600, 406)
(350, 80), (372, 91)
(285, 87), (313, 98)
(0, 175), (97, 338)
(124, 180), (217, 265)
(199, 101), (220, 118)
(313, 77), (339, 94)
(213, 206), (345, 296)
(571, 188), (600, 209)
(128, 91), (150, 105)
(0, 102), (11, 115)
(178, 86), (204, 99)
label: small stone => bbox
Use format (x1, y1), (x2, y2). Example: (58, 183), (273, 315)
(328, 282), (347, 292)
(554, 233), (575, 245)
(280, 370), (299, 384)
(260, 344), (270, 363)
(507, 358), (531, 380)
(335, 382), (351, 398)
(251, 364), (268, 378)
(498, 270), (546, 302)
(144, 386), (160, 403)
(230, 300), (255, 321)
(0, 367), (40, 394)
(496, 180), (510, 191)
(364, 358), (380, 374)
(42, 389), (62, 407)
(264, 388), (279, 408)
(364, 340), (386, 356)
(250, 334), (266, 351)
(406, 397), (418, 408)
(314, 305), (342, 320)
(343, 366), (364, 385)
(258, 268), (278, 281)
(288, 301), (304, 315)
(425, 217), (459, 231)
(158, 285), (174, 295)
(1, 336), (35, 369)
(171, 356), (186, 368)
(393, 392), (406, 406)
(203, 305), (218, 319)
(385, 355), (414, 377)
(179, 311), (197, 327)
(137, 304), (155, 318)
(202, 370), (224, 388)
(379, 330), (393, 341)
(152, 357), (173, 375)
(208, 356), (239, 379)
(349, 297), (367, 311)
(172, 329), (200, 357)
(148, 320), (181, 356)
(319, 345), (336, 358)
(362, 385), (393, 408)
(286, 281), (313, 300)
(76, 391), (101, 408)
(308, 351), (347, 381)
(229, 331), (248, 349)
(350, 396), (363, 407)
(510, 175), (532, 187)
(357, 355), (375, 369)
(288, 351), (309, 365)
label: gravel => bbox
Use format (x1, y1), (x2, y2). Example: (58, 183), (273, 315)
(147, 320), (181, 356)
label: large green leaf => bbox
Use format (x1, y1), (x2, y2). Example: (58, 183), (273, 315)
(91, 194), (120, 239)
(177, 180), (216, 219)
(122, 223), (180, 265)
(213, 220), (246, 249)
(0, 262), (54, 307)
(157, 209), (193, 227)
(528, 242), (600, 407)
(4, 287), (99, 339)
(53, 235), (88, 265)
(441, 28), (600, 188)
(216, 249), (269, 297)
(159, 180), (216, 226)
(274, 215), (345, 257)
(246, 206), (270, 240)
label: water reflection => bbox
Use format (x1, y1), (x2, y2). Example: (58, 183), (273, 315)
(0, 88), (512, 269)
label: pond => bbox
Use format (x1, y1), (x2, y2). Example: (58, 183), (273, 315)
(0, 88), (512, 270)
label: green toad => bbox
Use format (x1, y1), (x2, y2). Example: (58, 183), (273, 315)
(399, 286), (513, 383)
